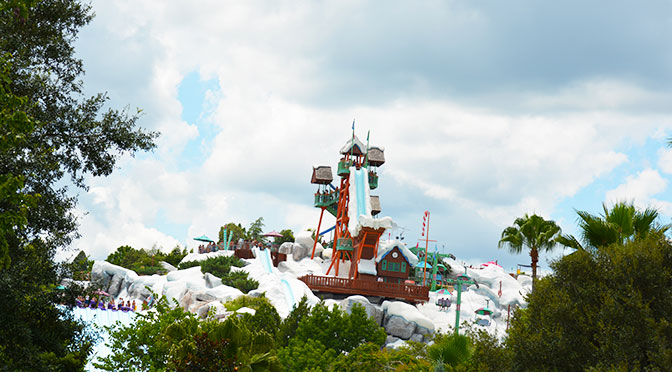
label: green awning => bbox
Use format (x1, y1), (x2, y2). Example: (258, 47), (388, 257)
(193, 235), (214, 243)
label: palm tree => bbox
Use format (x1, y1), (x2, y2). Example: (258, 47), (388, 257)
(498, 214), (561, 285)
(556, 202), (670, 251)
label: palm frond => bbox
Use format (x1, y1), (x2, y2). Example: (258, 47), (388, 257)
(555, 234), (584, 250)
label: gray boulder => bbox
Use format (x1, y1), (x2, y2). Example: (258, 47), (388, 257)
(106, 274), (124, 297)
(160, 261), (177, 272)
(128, 283), (152, 301)
(341, 296), (384, 325)
(385, 335), (400, 345)
(204, 273), (222, 289)
(278, 242), (293, 255)
(384, 315), (416, 340)
(292, 243), (309, 261)
(179, 290), (193, 311)
(194, 291), (217, 303)
(410, 333), (424, 343)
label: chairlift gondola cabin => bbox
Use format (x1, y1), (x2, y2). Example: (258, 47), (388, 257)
(312, 166), (336, 205)
(367, 146), (384, 189)
(311, 166), (333, 185)
(337, 137), (366, 176)
(475, 299), (494, 316)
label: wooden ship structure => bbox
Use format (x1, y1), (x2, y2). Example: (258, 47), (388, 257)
(298, 131), (429, 303)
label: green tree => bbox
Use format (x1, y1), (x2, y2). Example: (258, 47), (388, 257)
(506, 232), (672, 372)
(556, 201), (670, 251)
(67, 250), (94, 280)
(427, 333), (472, 370)
(498, 214), (561, 285)
(247, 217), (265, 242)
(277, 296), (311, 347)
(294, 302), (386, 355)
(329, 341), (433, 372)
(0, 1), (158, 369)
(97, 295), (281, 371)
(275, 229), (295, 245)
(278, 338), (336, 372)
(220, 222), (246, 244)
(163, 245), (188, 267)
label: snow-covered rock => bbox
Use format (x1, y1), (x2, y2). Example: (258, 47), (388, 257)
(178, 250), (234, 266)
(341, 295), (384, 325)
(160, 261), (177, 272)
(236, 307), (256, 315)
(382, 301), (435, 331)
(294, 231), (315, 251)
(204, 273), (222, 288)
(278, 242), (293, 255)
(291, 243), (310, 261)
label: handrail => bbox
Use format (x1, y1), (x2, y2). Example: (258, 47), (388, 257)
(298, 274), (429, 302)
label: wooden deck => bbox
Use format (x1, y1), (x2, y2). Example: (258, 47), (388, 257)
(298, 274), (430, 303)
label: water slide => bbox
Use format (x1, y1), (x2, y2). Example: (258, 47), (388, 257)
(256, 247), (296, 310)
(348, 167), (372, 235)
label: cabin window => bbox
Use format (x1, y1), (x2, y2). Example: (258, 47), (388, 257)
(388, 262), (400, 272)
(381, 260), (387, 270)
(401, 262), (406, 272)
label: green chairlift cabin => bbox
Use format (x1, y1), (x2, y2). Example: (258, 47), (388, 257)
(366, 146), (385, 189)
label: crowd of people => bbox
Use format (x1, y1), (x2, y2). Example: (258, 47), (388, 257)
(75, 295), (143, 312)
(198, 241), (224, 254)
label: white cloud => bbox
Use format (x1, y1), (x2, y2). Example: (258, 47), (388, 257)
(657, 148), (672, 174)
(605, 169), (668, 207)
(65, 1), (672, 268)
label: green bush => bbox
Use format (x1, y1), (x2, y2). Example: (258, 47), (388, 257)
(329, 341), (433, 372)
(106, 244), (188, 275)
(278, 338), (336, 372)
(223, 295), (273, 312)
(506, 233), (672, 372)
(96, 296), (281, 371)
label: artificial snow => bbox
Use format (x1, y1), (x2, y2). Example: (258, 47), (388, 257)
(382, 300), (435, 331)
(235, 307), (256, 315)
(351, 215), (396, 238)
(339, 136), (367, 155)
(179, 250), (234, 266)
(358, 258), (377, 275)
(83, 236), (534, 364)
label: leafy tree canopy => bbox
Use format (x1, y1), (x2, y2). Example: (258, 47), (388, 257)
(247, 217), (265, 242)
(106, 244), (188, 275)
(556, 201), (671, 251)
(507, 232), (672, 372)
(498, 214), (561, 284)
(275, 228), (295, 245)
(0, 1), (158, 369)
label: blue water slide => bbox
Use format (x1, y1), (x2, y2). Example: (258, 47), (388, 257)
(354, 168), (368, 220)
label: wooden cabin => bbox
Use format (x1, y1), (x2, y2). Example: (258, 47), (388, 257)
(377, 246), (412, 284)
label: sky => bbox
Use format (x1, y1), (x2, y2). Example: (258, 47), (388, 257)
(63, 0), (672, 273)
